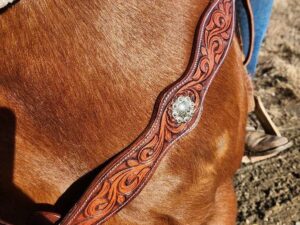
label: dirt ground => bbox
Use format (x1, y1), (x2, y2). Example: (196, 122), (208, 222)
(235, 0), (300, 224)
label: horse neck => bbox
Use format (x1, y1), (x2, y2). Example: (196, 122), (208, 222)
(0, 1), (247, 224)
(0, 0), (210, 182)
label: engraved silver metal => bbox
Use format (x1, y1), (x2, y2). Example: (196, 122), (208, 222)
(172, 96), (195, 124)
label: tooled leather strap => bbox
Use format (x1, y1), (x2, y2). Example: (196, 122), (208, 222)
(60, 0), (236, 224)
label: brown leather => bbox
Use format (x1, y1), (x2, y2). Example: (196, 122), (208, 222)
(57, 0), (236, 224)
(242, 0), (255, 66)
(29, 212), (61, 225)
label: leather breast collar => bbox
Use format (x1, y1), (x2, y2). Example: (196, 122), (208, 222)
(58, 0), (236, 224)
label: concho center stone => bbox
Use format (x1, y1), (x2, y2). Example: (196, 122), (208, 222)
(171, 96), (195, 124)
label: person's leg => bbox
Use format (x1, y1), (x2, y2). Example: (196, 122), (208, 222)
(236, 0), (293, 164)
(236, 0), (274, 76)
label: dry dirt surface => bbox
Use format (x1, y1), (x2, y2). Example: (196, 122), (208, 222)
(235, 0), (300, 224)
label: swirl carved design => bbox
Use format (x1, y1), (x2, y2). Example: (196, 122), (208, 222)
(60, 0), (235, 224)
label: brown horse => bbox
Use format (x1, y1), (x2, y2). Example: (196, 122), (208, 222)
(0, 0), (249, 224)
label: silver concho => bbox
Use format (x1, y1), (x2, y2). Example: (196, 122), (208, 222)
(171, 96), (195, 124)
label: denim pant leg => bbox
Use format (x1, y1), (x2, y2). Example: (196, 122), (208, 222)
(236, 0), (274, 76)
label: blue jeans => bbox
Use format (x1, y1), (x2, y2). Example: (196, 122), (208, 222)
(236, 0), (274, 76)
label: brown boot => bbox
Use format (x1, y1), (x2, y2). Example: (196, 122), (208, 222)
(242, 131), (293, 164)
(242, 93), (293, 164)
